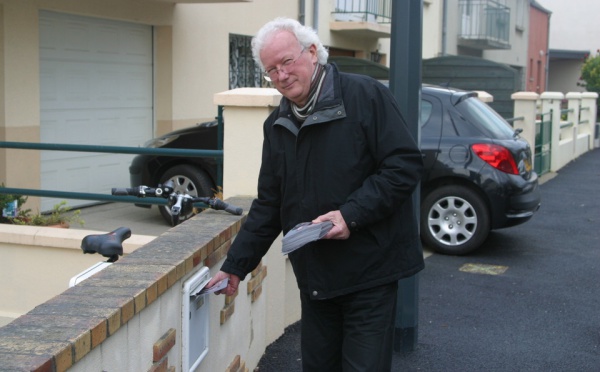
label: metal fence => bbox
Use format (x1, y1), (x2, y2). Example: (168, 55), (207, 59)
(0, 108), (224, 209)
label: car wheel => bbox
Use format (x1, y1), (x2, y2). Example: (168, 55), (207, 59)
(420, 185), (490, 255)
(158, 165), (215, 225)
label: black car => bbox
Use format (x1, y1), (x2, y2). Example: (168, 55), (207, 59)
(130, 85), (540, 255)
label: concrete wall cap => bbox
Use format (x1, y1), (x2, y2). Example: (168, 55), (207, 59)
(214, 88), (282, 107)
(474, 91), (494, 102)
(565, 92), (582, 99)
(540, 92), (564, 100)
(511, 91), (539, 100)
(581, 91), (599, 99)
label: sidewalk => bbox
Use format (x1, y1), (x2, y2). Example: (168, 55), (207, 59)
(256, 148), (600, 371)
(70, 202), (172, 237)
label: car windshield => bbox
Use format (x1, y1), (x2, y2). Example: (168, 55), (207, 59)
(456, 97), (515, 139)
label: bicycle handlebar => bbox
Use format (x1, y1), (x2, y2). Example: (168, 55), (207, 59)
(111, 183), (243, 217)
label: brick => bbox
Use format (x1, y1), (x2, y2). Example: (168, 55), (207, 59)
(225, 355), (241, 372)
(121, 299), (135, 324)
(107, 310), (121, 336)
(153, 328), (176, 363)
(156, 272), (170, 296)
(90, 320), (107, 348)
(250, 262), (263, 277)
(134, 290), (147, 313)
(246, 265), (267, 294)
(250, 284), (263, 303)
(146, 283), (158, 305)
(204, 240), (230, 267)
(71, 332), (91, 363)
(148, 356), (168, 372)
(220, 302), (235, 325)
(224, 290), (238, 306)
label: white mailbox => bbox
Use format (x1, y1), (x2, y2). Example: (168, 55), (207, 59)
(182, 266), (210, 372)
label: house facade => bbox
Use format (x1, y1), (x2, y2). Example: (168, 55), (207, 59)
(1, 0), (546, 213)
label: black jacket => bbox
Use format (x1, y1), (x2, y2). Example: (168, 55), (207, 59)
(221, 64), (424, 299)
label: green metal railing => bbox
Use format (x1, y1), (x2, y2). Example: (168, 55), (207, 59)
(0, 107), (224, 208)
(535, 109), (552, 175)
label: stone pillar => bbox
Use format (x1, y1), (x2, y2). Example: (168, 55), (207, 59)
(511, 91), (539, 169)
(540, 92), (564, 172)
(581, 92), (599, 150)
(213, 88), (282, 199)
(566, 92), (582, 157)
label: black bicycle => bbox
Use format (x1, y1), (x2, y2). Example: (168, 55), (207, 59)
(111, 180), (243, 226)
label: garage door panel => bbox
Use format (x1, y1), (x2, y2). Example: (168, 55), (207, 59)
(41, 62), (152, 110)
(40, 11), (153, 211)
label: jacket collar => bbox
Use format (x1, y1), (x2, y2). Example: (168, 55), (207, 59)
(274, 63), (347, 135)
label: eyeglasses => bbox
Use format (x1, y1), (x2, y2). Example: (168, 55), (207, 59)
(263, 48), (306, 81)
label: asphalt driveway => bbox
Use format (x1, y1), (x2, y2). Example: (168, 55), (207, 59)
(256, 148), (600, 372)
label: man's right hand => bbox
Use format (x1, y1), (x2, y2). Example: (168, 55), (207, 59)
(206, 271), (240, 296)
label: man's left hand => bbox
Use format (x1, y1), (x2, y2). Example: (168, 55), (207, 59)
(312, 210), (350, 240)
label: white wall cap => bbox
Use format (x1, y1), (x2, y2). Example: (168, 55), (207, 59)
(581, 91), (599, 98)
(540, 92), (565, 100)
(511, 91), (539, 100)
(214, 88), (282, 107)
(565, 92), (582, 99)
(474, 91), (494, 102)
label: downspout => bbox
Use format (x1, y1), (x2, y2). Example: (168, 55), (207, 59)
(313, 0), (319, 32)
(545, 11), (551, 92)
(299, 0), (305, 25)
(441, 0), (447, 55)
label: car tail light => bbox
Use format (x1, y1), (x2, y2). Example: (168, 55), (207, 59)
(472, 143), (519, 175)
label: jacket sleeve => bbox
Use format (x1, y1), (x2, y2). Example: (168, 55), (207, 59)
(339, 81), (424, 230)
(220, 117), (283, 280)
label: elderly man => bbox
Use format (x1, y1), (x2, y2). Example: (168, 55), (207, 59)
(207, 17), (424, 371)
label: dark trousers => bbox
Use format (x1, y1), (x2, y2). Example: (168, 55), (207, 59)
(300, 281), (398, 372)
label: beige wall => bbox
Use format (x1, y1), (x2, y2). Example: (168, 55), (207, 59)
(0, 224), (154, 327)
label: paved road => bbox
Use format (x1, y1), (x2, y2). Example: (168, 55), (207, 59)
(256, 148), (600, 371)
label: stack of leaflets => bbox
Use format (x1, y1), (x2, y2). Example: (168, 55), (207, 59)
(282, 221), (333, 255)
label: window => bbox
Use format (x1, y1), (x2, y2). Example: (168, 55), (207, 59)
(229, 34), (264, 89)
(515, 0), (526, 31)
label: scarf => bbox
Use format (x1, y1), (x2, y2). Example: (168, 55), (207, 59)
(291, 63), (327, 122)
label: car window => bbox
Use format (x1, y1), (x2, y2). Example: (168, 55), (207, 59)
(420, 96), (443, 138)
(455, 97), (515, 139)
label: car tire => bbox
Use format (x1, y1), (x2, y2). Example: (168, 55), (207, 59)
(158, 165), (215, 225)
(421, 185), (490, 255)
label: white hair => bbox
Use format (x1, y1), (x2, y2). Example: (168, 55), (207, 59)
(251, 17), (329, 70)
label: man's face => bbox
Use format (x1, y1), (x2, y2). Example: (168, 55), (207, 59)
(260, 30), (317, 107)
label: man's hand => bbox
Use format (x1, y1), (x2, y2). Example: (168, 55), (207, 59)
(312, 210), (350, 240)
(206, 271), (240, 296)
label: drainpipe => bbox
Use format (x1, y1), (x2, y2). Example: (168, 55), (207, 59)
(441, 0), (448, 55)
(313, 0), (319, 32)
(299, 0), (305, 25)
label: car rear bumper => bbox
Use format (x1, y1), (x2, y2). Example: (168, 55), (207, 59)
(491, 172), (541, 228)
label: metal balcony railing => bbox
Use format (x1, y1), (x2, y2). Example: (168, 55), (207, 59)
(332, 0), (392, 24)
(458, 0), (511, 49)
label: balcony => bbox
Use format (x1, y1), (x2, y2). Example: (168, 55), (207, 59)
(330, 0), (392, 38)
(458, 0), (511, 50)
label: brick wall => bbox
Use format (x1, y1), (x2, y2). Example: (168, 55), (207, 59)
(0, 196), (260, 372)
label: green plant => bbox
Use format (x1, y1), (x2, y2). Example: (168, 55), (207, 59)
(0, 183), (31, 224)
(579, 50), (600, 118)
(0, 190), (84, 227)
(27, 201), (85, 227)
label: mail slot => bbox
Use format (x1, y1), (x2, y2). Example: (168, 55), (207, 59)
(182, 266), (210, 371)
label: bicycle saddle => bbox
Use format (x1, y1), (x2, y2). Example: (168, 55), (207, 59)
(81, 227), (131, 262)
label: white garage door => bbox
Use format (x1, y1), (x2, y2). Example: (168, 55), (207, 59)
(39, 11), (153, 211)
